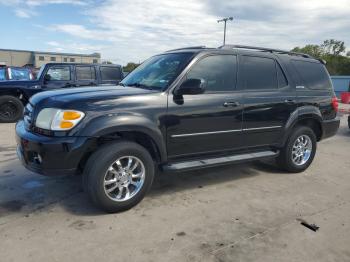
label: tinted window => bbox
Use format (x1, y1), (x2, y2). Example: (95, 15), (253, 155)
(0, 68), (6, 80)
(242, 56), (277, 90)
(292, 60), (331, 89)
(100, 67), (122, 81)
(76, 66), (96, 80)
(187, 55), (237, 92)
(277, 63), (288, 88)
(46, 66), (70, 81)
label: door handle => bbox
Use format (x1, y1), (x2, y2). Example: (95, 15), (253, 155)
(284, 99), (296, 104)
(223, 101), (240, 107)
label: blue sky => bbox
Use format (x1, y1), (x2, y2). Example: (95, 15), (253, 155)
(0, 0), (349, 65)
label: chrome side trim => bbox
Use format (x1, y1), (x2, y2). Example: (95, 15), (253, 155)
(171, 129), (241, 138)
(296, 85), (305, 89)
(171, 125), (282, 138)
(243, 125), (282, 131)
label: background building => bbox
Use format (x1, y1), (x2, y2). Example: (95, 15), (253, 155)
(0, 48), (101, 68)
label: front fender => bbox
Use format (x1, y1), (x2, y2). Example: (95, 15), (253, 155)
(75, 113), (167, 162)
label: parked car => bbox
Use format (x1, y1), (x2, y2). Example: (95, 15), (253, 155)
(0, 66), (34, 81)
(0, 63), (123, 122)
(16, 45), (340, 212)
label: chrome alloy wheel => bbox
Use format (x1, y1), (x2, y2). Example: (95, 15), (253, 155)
(103, 156), (146, 202)
(291, 135), (312, 166)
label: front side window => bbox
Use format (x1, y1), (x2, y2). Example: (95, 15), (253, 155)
(100, 67), (122, 81)
(121, 53), (194, 90)
(0, 68), (6, 80)
(241, 56), (277, 90)
(76, 66), (96, 80)
(46, 66), (71, 81)
(186, 55), (237, 92)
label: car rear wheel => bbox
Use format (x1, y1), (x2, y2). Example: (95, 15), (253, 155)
(0, 95), (24, 123)
(277, 126), (317, 173)
(83, 141), (155, 213)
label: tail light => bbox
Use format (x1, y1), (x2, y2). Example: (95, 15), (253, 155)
(331, 96), (338, 112)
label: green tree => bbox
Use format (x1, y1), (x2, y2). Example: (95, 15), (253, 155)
(123, 62), (140, 73)
(291, 39), (350, 75)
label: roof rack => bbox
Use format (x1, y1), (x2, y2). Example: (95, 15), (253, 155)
(219, 44), (312, 59)
(166, 46), (207, 52)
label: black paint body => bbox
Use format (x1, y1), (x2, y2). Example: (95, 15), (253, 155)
(15, 48), (340, 176)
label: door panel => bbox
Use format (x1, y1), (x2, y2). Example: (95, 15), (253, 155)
(166, 54), (243, 158)
(239, 55), (296, 147)
(167, 93), (244, 157)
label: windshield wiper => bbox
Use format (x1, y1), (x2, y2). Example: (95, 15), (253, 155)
(125, 83), (155, 90)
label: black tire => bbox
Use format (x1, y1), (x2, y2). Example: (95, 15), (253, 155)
(277, 126), (317, 173)
(348, 116), (350, 129)
(83, 141), (155, 213)
(0, 95), (24, 123)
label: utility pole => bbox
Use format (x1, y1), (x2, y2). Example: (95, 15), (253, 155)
(217, 17), (233, 46)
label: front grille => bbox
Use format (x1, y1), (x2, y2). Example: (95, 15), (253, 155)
(23, 103), (34, 130)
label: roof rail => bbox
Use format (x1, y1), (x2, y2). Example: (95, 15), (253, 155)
(166, 46), (207, 52)
(219, 44), (312, 59)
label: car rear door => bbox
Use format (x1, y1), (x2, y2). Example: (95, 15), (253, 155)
(75, 65), (97, 87)
(239, 55), (296, 148)
(166, 54), (244, 158)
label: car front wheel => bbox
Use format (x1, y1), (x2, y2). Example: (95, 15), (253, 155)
(0, 95), (24, 123)
(83, 141), (155, 213)
(277, 126), (317, 173)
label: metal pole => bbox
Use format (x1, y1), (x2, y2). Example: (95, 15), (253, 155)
(223, 20), (227, 45)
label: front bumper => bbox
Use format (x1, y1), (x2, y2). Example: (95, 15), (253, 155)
(16, 121), (96, 176)
(321, 117), (340, 140)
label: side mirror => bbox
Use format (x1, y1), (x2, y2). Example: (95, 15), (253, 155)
(44, 74), (51, 82)
(175, 78), (205, 96)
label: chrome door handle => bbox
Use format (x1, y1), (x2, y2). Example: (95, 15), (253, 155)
(223, 101), (239, 107)
(284, 99), (296, 104)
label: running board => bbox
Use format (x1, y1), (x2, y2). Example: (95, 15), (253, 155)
(163, 150), (279, 172)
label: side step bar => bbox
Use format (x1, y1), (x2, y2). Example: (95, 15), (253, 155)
(163, 150), (279, 172)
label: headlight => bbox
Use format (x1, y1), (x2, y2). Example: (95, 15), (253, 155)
(35, 108), (85, 131)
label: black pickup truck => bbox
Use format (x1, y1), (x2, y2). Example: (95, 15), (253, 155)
(0, 63), (123, 122)
(16, 45), (340, 212)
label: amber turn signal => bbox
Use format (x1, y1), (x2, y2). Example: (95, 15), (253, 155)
(63, 111), (82, 120)
(60, 121), (74, 129)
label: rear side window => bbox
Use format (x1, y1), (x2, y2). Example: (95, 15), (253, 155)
(277, 63), (288, 88)
(187, 55), (237, 92)
(241, 56), (277, 90)
(76, 66), (96, 80)
(100, 67), (122, 81)
(291, 60), (332, 90)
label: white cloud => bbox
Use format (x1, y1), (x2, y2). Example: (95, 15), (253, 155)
(49, 0), (350, 64)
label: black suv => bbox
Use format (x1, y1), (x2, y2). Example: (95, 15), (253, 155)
(16, 45), (340, 212)
(0, 63), (123, 123)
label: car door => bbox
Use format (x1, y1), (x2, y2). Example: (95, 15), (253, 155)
(239, 55), (296, 148)
(75, 66), (97, 87)
(42, 65), (74, 90)
(166, 54), (244, 159)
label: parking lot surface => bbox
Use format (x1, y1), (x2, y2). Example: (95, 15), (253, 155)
(0, 114), (349, 262)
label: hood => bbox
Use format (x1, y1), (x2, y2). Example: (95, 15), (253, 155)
(30, 85), (158, 108)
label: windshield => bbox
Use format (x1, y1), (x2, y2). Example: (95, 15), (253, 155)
(0, 68), (5, 80)
(36, 65), (46, 80)
(121, 53), (194, 91)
